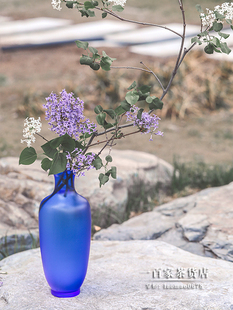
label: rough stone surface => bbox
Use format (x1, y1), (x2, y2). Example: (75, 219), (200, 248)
(0, 241), (233, 310)
(0, 152), (173, 257)
(94, 182), (233, 262)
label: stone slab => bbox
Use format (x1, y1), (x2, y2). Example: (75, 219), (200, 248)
(0, 20), (137, 49)
(0, 241), (233, 309)
(0, 17), (72, 36)
(105, 23), (200, 45)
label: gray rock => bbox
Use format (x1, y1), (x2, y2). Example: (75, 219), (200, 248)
(0, 241), (233, 310)
(0, 152), (173, 255)
(94, 182), (233, 262)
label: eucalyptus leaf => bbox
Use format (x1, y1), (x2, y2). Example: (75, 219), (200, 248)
(218, 32), (230, 39)
(137, 108), (144, 120)
(110, 166), (117, 179)
(102, 12), (107, 18)
(19, 147), (37, 165)
(89, 46), (98, 54)
(138, 85), (151, 94)
(84, 1), (96, 9)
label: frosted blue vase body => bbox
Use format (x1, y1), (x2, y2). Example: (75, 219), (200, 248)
(39, 170), (91, 298)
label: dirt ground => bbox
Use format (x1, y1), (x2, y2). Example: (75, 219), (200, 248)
(0, 1), (233, 166)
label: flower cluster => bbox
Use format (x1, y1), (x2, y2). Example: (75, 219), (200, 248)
(21, 117), (42, 147)
(66, 149), (96, 177)
(44, 90), (97, 140)
(200, 2), (233, 27)
(108, 0), (127, 6)
(125, 106), (163, 141)
(51, 0), (62, 11)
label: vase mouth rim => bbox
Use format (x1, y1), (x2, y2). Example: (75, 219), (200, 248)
(55, 170), (73, 177)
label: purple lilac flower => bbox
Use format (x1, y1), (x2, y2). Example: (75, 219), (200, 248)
(43, 90), (97, 140)
(125, 105), (163, 141)
(66, 149), (96, 177)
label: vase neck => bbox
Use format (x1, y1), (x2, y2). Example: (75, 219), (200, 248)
(54, 170), (75, 193)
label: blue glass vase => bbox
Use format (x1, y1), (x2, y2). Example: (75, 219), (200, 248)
(39, 170), (91, 298)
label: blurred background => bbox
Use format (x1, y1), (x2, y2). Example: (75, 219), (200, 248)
(0, 0), (233, 196)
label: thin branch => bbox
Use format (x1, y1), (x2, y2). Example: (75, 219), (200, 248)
(63, 0), (182, 38)
(87, 129), (141, 148)
(82, 131), (97, 154)
(140, 61), (165, 91)
(36, 133), (49, 142)
(110, 65), (151, 74)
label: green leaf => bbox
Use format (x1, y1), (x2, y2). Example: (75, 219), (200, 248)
(90, 63), (100, 70)
(226, 19), (232, 25)
(96, 112), (106, 125)
(204, 43), (214, 54)
(112, 5), (124, 12)
(110, 166), (117, 179)
(127, 81), (137, 90)
(199, 31), (208, 37)
(75, 140), (85, 150)
(88, 46), (98, 54)
(115, 105), (126, 116)
(100, 57), (112, 71)
(105, 155), (112, 162)
(121, 100), (132, 111)
(49, 153), (67, 175)
(213, 21), (223, 32)
(103, 109), (116, 119)
(61, 134), (75, 152)
(125, 91), (139, 105)
(214, 11), (225, 20)
(84, 1), (96, 9)
(41, 142), (57, 159)
(102, 12), (107, 18)
(220, 42), (231, 54)
(212, 37), (221, 48)
(146, 97), (163, 110)
(94, 105), (103, 114)
(218, 32), (230, 39)
(80, 55), (93, 65)
(50, 136), (63, 149)
(98, 173), (109, 187)
(19, 147), (37, 165)
(75, 40), (89, 50)
(92, 156), (103, 170)
(195, 4), (203, 13)
(138, 85), (151, 94)
(41, 158), (52, 171)
(66, 1), (75, 8)
(103, 120), (114, 129)
(191, 36), (202, 45)
(137, 108), (144, 120)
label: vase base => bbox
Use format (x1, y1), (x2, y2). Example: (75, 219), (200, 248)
(51, 288), (80, 298)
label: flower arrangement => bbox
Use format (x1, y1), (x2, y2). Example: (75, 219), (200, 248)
(19, 0), (233, 186)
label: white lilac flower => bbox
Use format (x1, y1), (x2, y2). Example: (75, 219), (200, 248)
(108, 0), (127, 7)
(21, 117), (42, 147)
(51, 0), (62, 11)
(200, 2), (233, 27)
